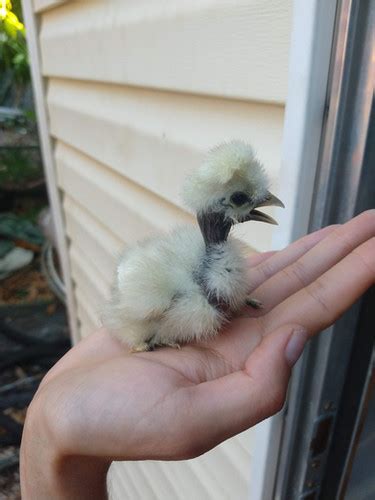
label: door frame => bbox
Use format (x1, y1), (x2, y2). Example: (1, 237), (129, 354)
(249, 1), (340, 498)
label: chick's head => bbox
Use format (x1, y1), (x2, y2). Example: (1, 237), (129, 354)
(183, 140), (284, 225)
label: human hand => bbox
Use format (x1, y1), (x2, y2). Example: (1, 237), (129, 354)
(20, 211), (375, 499)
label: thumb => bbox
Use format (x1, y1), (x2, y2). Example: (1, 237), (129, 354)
(186, 325), (308, 454)
(245, 324), (309, 417)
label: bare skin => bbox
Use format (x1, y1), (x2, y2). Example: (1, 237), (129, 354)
(20, 211), (375, 500)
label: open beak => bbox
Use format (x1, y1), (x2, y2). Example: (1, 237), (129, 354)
(246, 191), (285, 225)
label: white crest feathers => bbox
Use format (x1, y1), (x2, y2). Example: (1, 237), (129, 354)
(182, 140), (269, 213)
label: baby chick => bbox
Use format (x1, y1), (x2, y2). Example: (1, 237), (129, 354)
(104, 140), (284, 352)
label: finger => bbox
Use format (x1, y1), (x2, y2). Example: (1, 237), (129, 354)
(251, 210), (375, 311)
(247, 250), (277, 268)
(264, 236), (375, 335)
(182, 325), (306, 453)
(248, 224), (339, 292)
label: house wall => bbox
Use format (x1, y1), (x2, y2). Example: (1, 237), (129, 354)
(27, 0), (292, 498)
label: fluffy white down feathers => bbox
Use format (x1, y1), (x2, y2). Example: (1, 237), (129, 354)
(103, 140), (278, 351)
(103, 227), (249, 350)
(183, 140), (269, 217)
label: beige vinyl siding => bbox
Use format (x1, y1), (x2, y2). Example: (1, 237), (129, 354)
(47, 79), (284, 214)
(109, 428), (253, 500)
(29, 0), (292, 497)
(39, 1), (290, 103)
(32, 0), (66, 13)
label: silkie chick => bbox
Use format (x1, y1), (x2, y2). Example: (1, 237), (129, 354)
(104, 140), (284, 352)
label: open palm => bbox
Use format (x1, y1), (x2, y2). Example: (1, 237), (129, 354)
(31, 211), (375, 464)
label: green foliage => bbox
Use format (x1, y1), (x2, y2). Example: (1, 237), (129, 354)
(0, 146), (42, 187)
(0, 213), (44, 246)
(0, 109), (42, 189)
(10, 0), (22, 21)
(0, 12), (29, 86)
(0, 33), (29, 85)
(0, 3), (40, 189)
(0, 1), (30, 108)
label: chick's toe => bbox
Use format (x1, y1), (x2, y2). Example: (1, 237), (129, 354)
(130, 342), (151, 353)
(245, 297), (264, 310)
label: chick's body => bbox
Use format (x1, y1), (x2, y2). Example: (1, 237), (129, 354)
(105, 226), (249, 350)
(104, 141), (284, 351)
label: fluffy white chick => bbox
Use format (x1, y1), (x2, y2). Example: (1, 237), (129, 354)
(104, 140), (284, 352)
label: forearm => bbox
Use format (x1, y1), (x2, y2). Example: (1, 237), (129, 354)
(20, 398), (110, 500)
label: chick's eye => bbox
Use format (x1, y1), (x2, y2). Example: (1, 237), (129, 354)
(230, 191), (249, 206)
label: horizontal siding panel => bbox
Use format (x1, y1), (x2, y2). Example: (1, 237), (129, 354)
(159, 462), (216, 499)
(209, 433), (252, 484)
(55, 141), (194, 244)
(33, 0), (67, 13)
(109, 463), (141, 500)
(76, 307), (96, 339)
(48, 80), (201, 209)
(69, 244), (109, 318)
(64, 195), (123, 285)
(50, 85), (282, 251)
(110, 432), (253, 500)
(144, 461), (200, 500)
(113, 463), (156, 500)
(136, 460), (215, 500)
(40, 0), (291, 103)
(233, 429), (253, 459)
(127, 461), (183, 499)
(185, 455), (241, 498)
(75, 289), (98, 339)
(75, 287), (100, 330)
(48, 79), (284, 206)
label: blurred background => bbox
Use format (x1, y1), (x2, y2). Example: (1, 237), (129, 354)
(0, 2), (69, 497)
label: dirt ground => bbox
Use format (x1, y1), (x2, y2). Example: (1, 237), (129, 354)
(0, 448), (20, 500)
(0, 264), (69, 498)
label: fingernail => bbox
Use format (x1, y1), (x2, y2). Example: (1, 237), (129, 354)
(285, 328), (308, 367)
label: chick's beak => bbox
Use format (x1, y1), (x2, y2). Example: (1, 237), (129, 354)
(247, 191), (285, 225)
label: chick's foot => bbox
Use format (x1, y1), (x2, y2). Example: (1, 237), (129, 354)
(130, 342), (151, 353)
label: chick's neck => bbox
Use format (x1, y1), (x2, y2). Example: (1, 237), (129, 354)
(196, 210), (234, 311)
(197, 210), (232, 247)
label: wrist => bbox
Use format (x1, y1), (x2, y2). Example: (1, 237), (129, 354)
(20, 391), (110, 499)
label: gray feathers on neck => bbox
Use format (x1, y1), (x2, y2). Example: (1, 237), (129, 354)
(197, 210), (232, 246)
(196, 211), (234, 312)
